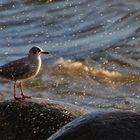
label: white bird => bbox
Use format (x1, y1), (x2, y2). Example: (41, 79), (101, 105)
(0, 46), (49, 99)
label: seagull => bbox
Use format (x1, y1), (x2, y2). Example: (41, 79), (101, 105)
(0, 46), (49, 99)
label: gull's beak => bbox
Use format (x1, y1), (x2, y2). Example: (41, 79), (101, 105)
(41, 51), (49, 54)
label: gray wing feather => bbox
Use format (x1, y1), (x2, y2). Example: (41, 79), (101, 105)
(0, 58), (32, 80)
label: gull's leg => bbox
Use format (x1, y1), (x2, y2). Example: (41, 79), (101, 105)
(19, 80), (31, 99)
(14, 81), (22, 100)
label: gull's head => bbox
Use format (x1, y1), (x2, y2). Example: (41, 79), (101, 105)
(29, 46), (49, 57)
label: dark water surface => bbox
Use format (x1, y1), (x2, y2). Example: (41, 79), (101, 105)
(0, 0), (140, 112)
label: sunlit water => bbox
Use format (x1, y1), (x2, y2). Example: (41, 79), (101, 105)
(0, 0), (140, 112)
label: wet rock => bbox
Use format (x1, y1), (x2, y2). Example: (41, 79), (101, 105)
(48, 111), (140, 140)
(0, 98), (87, 140)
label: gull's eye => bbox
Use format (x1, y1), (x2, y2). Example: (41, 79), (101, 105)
(37, 48), (41, 52)
(33, 48), (41, 54)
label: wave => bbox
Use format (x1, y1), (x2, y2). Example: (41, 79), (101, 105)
(47, 58), (139, 82)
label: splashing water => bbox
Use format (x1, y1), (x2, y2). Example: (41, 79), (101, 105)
(0, 0), (140, 112)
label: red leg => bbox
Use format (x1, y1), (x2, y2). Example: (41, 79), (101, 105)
(14, 81), (22, 100)
(19, 80), (31, 99)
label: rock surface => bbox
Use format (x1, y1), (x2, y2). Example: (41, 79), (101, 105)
(48, 111), (140, 140)
(0, 98), (87, 140)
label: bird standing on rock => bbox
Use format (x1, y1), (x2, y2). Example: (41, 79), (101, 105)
(0, 46), (49, 99)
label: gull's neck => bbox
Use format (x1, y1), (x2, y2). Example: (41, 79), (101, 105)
(28, 54), (42, 75)
(28, 54), (42, 65)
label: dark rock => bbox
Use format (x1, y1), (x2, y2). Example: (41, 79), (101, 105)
(0, 98), (87, 140)
(48, 111), (140, 140)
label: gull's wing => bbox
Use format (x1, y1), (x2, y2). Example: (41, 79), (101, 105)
(0, 57), (34, 80)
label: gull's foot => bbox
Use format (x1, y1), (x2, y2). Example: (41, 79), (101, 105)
(14, 96), (24, 100)
(22, 95), (31, 99)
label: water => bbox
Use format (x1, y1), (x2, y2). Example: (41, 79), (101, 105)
(0, 0), (140, 112)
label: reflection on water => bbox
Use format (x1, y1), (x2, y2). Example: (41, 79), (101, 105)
(0, 0), (140, 112)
